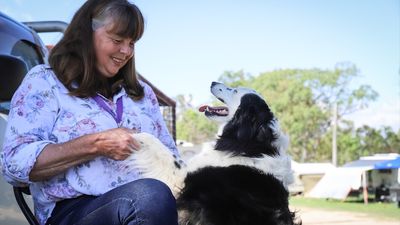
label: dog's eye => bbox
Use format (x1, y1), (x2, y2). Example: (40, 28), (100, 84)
(234, 90), (238, 94)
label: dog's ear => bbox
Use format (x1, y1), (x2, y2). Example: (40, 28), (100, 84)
(233, 104), (257, 141)
(233, 98), (261, 141)
(236, 121), (253, 141)
(232, 93), (275, 142)
(256, 123), (274, 143)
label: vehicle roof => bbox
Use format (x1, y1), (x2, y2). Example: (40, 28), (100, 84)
(0, 11), (36, 43)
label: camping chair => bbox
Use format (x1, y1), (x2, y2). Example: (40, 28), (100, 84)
(0, 55), (39, 225)
(13, 186), (39, 225)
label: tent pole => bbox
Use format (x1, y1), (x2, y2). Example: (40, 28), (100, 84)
(331, 102), (337, 167)
(362, 171), (368, 204)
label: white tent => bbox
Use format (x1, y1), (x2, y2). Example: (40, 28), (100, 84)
(308, 154), (399, 200)
(291, 161), (334, 175)
(307, 167), (369, 199)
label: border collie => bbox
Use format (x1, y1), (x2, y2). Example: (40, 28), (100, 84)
(131, 82), (300, 225)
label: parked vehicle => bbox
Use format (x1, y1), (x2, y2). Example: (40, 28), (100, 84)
(0, 11), (50, 113)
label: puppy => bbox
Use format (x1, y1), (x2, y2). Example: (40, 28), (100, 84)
(132, 82), (300, 225)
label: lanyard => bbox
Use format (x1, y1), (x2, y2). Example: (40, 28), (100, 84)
(92, 94), (123, 125)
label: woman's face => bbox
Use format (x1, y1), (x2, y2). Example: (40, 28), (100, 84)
(93, 23), (135, 78)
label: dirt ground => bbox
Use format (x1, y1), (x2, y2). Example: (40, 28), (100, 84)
(291, 206), (399, 225)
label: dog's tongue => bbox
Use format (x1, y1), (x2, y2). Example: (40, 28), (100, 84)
(199, 105), (229, 116)
(199, 105), (209, 112)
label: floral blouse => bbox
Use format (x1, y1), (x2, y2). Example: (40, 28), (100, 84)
(1, 65), (179, 225)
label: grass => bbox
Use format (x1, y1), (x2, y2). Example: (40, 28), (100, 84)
(289, 196), (400, 221)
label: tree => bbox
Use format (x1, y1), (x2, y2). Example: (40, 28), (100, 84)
(356, 125), (400, 155)
(175, 94), (194, 119)
(218, 63), (379, 162)
(382, 127), (400, 152)
(176, 109), (218, 144)
(175, 93), (218, 144)
(217, 70), (253, 87)
(175, 63), (395, 163)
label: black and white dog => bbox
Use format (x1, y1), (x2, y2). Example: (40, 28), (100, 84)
(130, 82), (300, 225)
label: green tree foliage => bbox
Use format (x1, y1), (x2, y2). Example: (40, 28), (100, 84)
(336, 130), (363, 165)
(219, 63), (387, 163)
(175, 63), (398, 164)
(383, 127), (400, 152)
(355, 125), (400, 155)
(176, 109), (218, 144)
(175, 94), (194, 118)
(217, 70), (253, 87)
(175, 94), (218, 144)
(250, 69), (331, 162)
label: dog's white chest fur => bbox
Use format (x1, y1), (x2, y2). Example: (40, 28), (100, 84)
(126, 132), (186, 196)
(187, 136), (294, 189)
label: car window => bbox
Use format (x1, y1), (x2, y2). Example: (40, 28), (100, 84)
(0, 32), (44, 70)
(0, 27), (45, 112)
(11, 40), (43, 70)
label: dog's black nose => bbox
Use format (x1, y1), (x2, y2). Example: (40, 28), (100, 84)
(211, 81), (220, 88)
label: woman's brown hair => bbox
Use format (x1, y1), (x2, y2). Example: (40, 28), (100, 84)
(49, 0), (145, 100)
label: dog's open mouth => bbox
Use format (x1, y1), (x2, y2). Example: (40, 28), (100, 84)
(199, 105), (229, 117)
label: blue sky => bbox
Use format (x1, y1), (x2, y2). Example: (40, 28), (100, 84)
(1, 0), (399, 130)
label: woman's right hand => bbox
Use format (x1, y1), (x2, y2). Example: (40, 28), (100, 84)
(94, 128), (141, 160)
(29, 127), (141, 181)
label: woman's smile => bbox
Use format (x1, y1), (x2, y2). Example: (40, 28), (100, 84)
(93, 24), (134, 78)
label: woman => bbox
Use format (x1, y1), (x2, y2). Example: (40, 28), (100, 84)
(1, 0), (179, 224)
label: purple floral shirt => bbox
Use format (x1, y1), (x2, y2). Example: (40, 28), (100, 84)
(1, 65), (178, 225)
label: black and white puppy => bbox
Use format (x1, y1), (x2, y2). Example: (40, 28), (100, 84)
(130, 82), (299, 225)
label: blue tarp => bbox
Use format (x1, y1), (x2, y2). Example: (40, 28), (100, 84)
(374, 157), (400, 169)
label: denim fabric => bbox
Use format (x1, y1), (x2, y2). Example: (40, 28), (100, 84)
(47, 179), (178, 225)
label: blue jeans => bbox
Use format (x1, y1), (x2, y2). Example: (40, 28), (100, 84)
(47, 179), (178, 225)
